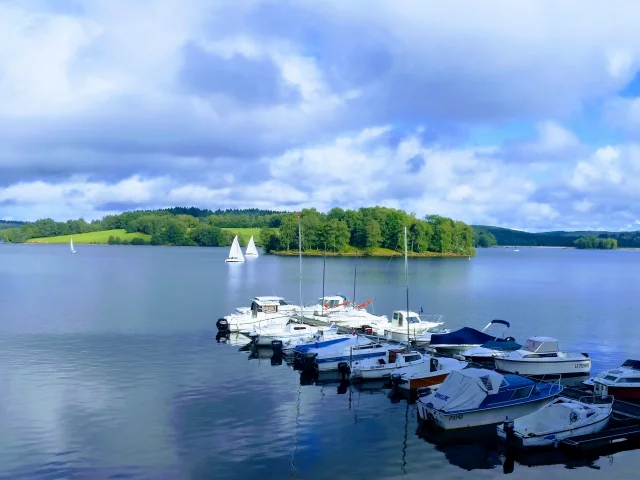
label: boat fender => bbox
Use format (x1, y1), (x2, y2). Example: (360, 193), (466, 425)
(216, 318), (229, 331)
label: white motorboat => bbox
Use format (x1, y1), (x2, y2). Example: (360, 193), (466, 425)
(584, 359), (640, 400)
(281, 325), (347, 355)
(218, 297), (293, 333)
(233, 296), (300, 315)
(323, 302), (388, 330)
(313, 339), (392, 372)
(245, 236), (259, 258)
(497, 395), (613, 448)
(377, 310), (446, 343)
(248, 322), (319, 347)
(429, 319), (514, 355)
(391, 356), (468, 391)
(70, 237), (76, 254)
(494, 337), (591, 378)
(350, 349), (425, 381)
(225, 235), (245, 263)
(417, 369), (563, 430)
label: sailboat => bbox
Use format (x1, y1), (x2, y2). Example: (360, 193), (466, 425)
(245, 236), (259, 258)
(225, 235), (245, 263)
(70, 237), (76, 254)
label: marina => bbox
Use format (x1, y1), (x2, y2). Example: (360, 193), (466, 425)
(3, 244), (640, 479)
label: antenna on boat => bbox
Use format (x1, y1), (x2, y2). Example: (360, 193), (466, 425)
(298, 212), (302, 323)
(404, 226), (410, 350)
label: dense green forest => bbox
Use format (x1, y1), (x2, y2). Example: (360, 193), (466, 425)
(573, 237), (617, 249)
(261, 208), (475, 256)
(0, 220), (24, 231)
(0, 207), (476, 255)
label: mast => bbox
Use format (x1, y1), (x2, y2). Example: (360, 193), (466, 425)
(322, 244), (326, 317)
(298, 213), (302, 323)
(404, 227), (410, 349)
(352, 255), (357, 309)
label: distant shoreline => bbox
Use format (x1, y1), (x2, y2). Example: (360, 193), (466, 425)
(271, 249), (473, 258)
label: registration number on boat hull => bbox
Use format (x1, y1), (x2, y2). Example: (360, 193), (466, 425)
(448, 414), (464, 421)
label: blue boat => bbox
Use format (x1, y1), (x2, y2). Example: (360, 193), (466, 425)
(417, 368), (563, 430)
(429, 319), (514, 354)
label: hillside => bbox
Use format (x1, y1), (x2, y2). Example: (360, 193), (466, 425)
(26, 229), (151, 244)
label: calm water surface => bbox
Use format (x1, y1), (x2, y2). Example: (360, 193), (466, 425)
(1, 244), (639, 479)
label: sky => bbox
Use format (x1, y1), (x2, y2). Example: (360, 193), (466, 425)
(2, 0), (640, 231)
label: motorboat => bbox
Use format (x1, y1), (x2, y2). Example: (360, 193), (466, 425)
(246, 322), (319, 347)
(584, 359), (640, 400)
(375, 311), (446, 344)
(225, 235), (245, 263)
(391, 356), (468, 391)
(293, 333), (373, 370)
(460, 340), (522, 365)
(312, 339), (392, 372)
(417, 368), (563, 430)
(497, 395), (613, 448)
(233, 296), (301, 315)
(301, 295), (351, 321)
(218, 297), (294, 333)
(350, 349), (425, 381)
(429, 319), (514, 355)
(322, 302), (388, 331)
(281, 325), (346, 355)
(494, 337), (591, 377)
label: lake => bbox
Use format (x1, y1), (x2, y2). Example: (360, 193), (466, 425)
(1, 244), (639, 479)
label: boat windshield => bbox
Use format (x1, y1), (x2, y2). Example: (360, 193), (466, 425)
(279, 300), (291, 305)
(522, 339), (558, 353)
(622, 359), (640, 370)
(407, 316), (421, 324)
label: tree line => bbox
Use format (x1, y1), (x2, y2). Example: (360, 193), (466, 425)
(259, 207), (475, 256)
(573, 237), (617, 249)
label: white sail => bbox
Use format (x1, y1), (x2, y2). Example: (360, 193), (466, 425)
(70, 237), (76, 254)
(225, 235), (245, 262)
(245, 236), (259, 257)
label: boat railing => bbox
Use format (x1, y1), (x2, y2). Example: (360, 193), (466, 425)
(578, 394), (614, 406)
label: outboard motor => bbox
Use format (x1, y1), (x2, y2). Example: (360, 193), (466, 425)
(300, 352), (318, 371)
(216, 318), (229, 332)
(430, 357), (438, 373)
(271, 339), (284, 354)
(390, 373), (402, 388)
(337, 362), (351, 380)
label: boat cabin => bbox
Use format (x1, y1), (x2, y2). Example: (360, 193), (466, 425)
(313, 295), (349, 308)
(254, 296), (295, 306)
(389, 310), (422, 328)
(520, 336), (560, 358)
(596, 359), (640, 385)
(250, 298), (281, 317)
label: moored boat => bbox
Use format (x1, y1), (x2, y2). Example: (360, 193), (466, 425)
(391, 356), (468, 391)
(493, 337), (591, 378)
(247, 322), (319, 346)
(585, 359), (640, 400)
(218, 297), (293, 333)
(497, 395), (613, 448)
(461, 339), (522, 365)
(375, 310), (446, 344)
(350, 349), (425, 381)
(429, 320), (514, 355)
(417, 368), (563, 430)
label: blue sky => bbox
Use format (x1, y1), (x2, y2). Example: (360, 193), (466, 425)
(2, 0), (640, 231)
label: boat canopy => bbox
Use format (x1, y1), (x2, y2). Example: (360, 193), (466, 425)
(479, 340), (521, 351)
(430, 327), (507, 347)
(427, 369), (505, 411)
(522, 337), (559, 353)
(621, 359), (640, 370)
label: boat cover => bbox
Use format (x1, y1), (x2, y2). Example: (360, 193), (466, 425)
(426, 369), (504, 412)
(479, 340), (521, 351)
(430, 327), (507, 347)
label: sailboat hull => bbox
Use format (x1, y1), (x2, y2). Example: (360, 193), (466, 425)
(225, 258), (245, 263)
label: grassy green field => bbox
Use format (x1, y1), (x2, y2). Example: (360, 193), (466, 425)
(222, 228), (275, 246)
(27, 229), (151, 244)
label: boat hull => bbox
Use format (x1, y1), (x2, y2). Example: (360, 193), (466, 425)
(226, 316), (290, 334)
(419, 396), (556, 430)
(494, 358), (591, 377)
(398, 372), (450, 390)
(497, 414), (610, 448)
(254, 333), (315, 347)
(225, 258), (245, 263)
(593, 383), (640, 400)
(433, 344), (481, 355)
(315, 350), (387, 372)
